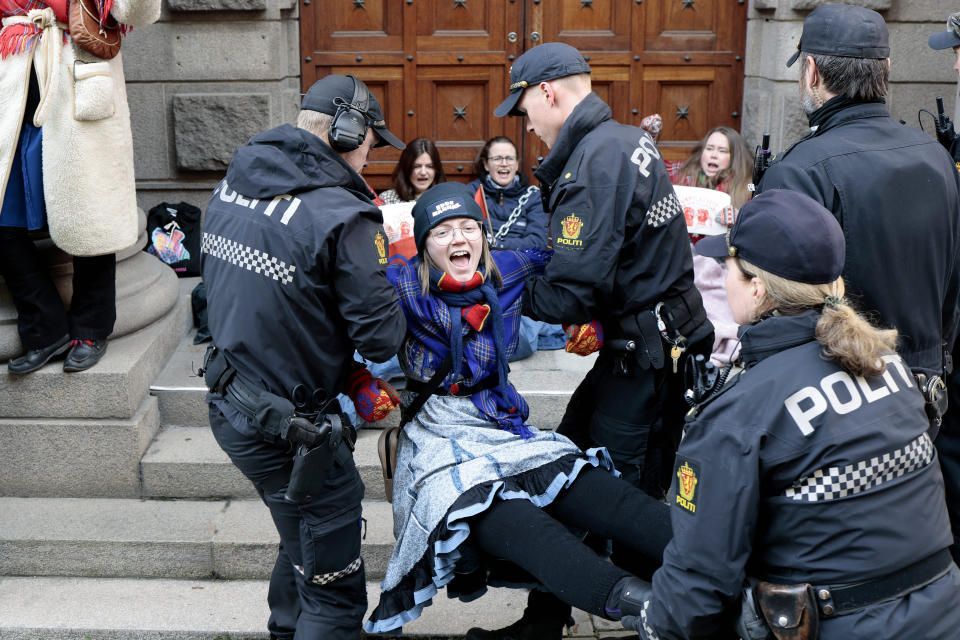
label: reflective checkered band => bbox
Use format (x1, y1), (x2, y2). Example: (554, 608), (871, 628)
(201, 232), (297, 286)
(311, 556), (361, 585)
(640, 600), (660, 640)
(784, 433), (935, 503)
(646, 192), (682, 227)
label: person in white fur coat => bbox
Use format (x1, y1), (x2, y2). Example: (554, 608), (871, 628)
(0, 0), (160, 373)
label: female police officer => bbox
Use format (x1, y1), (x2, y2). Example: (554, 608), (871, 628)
(618, 189), (960, 639)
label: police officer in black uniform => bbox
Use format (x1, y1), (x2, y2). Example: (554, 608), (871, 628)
(620, 189), (960, 640)
(928, 12), (960, 162)
(467, 42), (713, 640)
(758, 3), (960, 568)
(200, 74), (406, 639)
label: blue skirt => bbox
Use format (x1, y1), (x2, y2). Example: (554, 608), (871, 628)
(1, 120), (46, 230)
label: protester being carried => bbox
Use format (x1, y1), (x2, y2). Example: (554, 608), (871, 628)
(364, 182), (672, 636)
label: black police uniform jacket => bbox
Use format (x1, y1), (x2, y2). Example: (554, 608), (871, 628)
(201, 123), (406, 401)
(639, 312), (959, 640)
(522, 93), (710, 344)
(758, 100), (960, 375)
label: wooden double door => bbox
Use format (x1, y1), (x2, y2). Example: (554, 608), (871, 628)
(301, 0), (747, 191)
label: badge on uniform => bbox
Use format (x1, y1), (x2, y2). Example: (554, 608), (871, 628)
(674, 457), (701, 515)
(374, 230), (388, 265)
(555, 213), (585, 250)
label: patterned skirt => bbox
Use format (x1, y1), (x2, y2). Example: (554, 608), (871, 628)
(364, 394), (615, 633)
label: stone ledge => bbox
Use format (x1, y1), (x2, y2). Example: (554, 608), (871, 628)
(168, 0), (266, 11)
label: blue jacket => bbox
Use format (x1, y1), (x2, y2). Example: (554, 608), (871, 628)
(201, 123), (406, 401)
(466, 176), (549, 250)
(640, 312), (958, 639)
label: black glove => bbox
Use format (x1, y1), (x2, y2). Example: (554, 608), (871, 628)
(283, 415), (331, 449)
(936, 114), (960, 152)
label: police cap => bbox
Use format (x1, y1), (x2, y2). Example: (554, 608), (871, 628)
(929, 12), (960, 51)
(300, 74), (404, 150)
(786, 3), (889, 68)
(413, 182), (486, 253)
(695, 189), (845, 285)
(494, 43), (591, 117)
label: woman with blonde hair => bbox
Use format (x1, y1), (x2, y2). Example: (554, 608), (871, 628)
(620, 189), (960, 640)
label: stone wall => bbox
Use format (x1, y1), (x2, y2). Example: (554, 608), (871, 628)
(123, 0), (301, 213)
(743, 0), (960, 154)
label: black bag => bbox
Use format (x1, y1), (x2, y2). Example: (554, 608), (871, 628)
(145, 202), (202, 276)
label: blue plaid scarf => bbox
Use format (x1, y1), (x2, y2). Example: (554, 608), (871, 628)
(388, 248), (551, 438)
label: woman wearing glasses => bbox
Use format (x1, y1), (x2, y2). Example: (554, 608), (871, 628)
(467, 136), (549, 250)
(364, 182), (672, 637)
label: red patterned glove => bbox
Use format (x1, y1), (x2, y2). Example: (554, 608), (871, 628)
(346, 366), (400, 422)
(563, 321), (604, 356)
(640, 113), (663, 143)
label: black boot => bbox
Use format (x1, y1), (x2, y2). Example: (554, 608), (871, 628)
(465, 590), (571, 640)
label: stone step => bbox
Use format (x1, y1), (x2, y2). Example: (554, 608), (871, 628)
(141, 424), (386, 501)
(0, 297), (194, 499)
(0, 576), (605, 639)
(0, 496), (398, 582)
(150, 332), (596, 431)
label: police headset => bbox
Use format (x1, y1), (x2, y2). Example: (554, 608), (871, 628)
(328, 75), (372, 153)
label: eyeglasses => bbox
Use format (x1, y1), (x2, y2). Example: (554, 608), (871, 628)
(429, 223), (482, 245)
(488, 155), (517, 165)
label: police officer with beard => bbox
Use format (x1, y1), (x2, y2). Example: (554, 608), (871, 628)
(620, 189), (960, 640)
(467, 42), (713, 640)
(757, 3), (960, 568)
(200, 74), (406, 639)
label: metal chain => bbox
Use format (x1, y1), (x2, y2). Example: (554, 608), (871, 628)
(490, 186), (539, 246)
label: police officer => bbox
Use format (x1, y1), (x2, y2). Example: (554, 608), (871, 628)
(200, 74), (406, 639)
(619, 189), (960, 640)
(928, 11), (960, 161)
(469, 42), (713, 640)
(758, 2), (960, 568)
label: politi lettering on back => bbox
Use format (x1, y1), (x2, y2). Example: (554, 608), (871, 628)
(784, 354), (915, 436)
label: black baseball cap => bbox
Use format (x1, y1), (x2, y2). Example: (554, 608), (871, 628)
(929, 12), (960, 50)
(695, 189), (845, 285)
(412, 182), (485, 253)
(300, 74), (404, 150)
(493, 42), (591, 117)
(786, 3), (889, 68)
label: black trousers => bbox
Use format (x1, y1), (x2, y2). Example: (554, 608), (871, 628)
(209, 398), (367, 640)
(470, 466), (671, 618)
(939, 360), (960, 565)
(0, 227), (116, 350)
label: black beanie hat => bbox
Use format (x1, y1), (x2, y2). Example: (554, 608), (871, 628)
(412, 182), (486, 253)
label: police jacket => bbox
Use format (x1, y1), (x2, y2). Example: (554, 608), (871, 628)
(523, 93), (710, 344)
(758, 100), (960, 375)
(641, 312), (956, 640)
(201, 123), (406, 401)
(465, 176), (548, 250)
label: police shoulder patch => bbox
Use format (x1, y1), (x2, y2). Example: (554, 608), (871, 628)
(673, 457), (701, 515)
(554, 212), (585, 250)
(374, 229), (388, 265)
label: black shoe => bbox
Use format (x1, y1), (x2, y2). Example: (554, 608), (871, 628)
(63, 338), (108, 373)
(465, 613), (570, 640)
(7, 334), (71, 374)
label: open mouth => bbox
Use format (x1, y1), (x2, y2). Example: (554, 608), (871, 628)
(449, 250), (471, 269)
(705, 162), (720, 174)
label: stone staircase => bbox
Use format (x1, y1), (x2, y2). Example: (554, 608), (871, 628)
(0, 279), (628, 638)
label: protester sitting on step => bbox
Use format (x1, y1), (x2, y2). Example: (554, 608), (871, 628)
(379, 137), (446, 204)
(364, 182), (672, 637)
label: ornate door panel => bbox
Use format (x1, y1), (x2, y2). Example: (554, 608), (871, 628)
(301, 0), (747, 189)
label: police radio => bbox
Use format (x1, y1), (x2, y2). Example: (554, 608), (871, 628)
(684, 353), (730, 406)
(919, 96), (959, 155)
(328, 74), (371, 153)
(749, 133), (772, 195)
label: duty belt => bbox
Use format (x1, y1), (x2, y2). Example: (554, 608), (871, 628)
(812, 549), (954, 617)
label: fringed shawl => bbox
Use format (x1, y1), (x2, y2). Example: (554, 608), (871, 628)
(1, 0), (127, 59)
